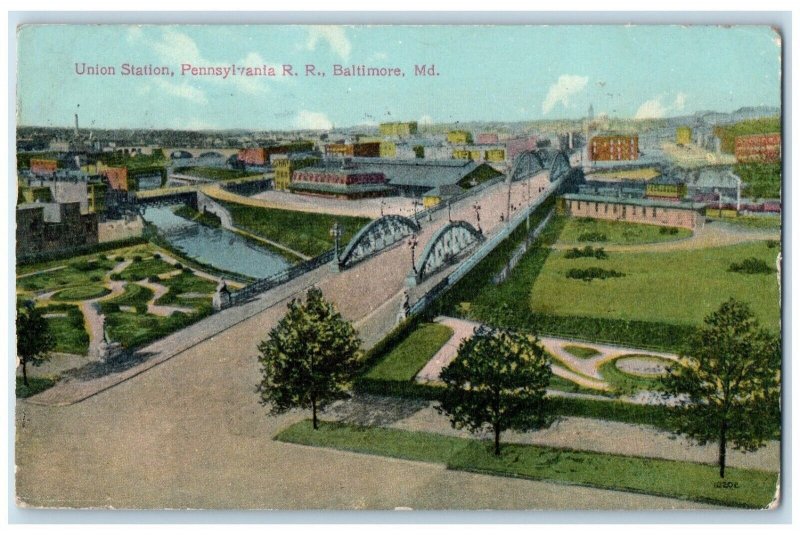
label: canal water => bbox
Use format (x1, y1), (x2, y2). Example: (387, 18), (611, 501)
(141, 205), (291, 280)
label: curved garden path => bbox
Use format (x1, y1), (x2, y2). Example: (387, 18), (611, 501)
(551, 221), (779, 254)
(423, 316), (682, 394)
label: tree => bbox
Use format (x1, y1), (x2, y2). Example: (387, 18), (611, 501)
(257, 287), (362, 430)
(16, 302), (55, 387)
(660, 298), (781, 478)
(437, 325), (554, 455)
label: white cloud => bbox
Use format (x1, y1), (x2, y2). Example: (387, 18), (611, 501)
(306, 26), (352, 61)
(150, 28), (203, 66)
(295, 110), (333, 130)
(674, 92), (687, 111)
(635, 93), (689, 119)
(153, 79), (208, 105)
(634, 98), (668, 119)
(542, 75), (589, 114)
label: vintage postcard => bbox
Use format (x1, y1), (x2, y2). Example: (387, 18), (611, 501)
(13, 23), (783, 511)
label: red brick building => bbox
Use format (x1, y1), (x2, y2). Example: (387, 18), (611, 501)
(290, 166), (392, 199)
(238, 148), (269, 166)
(102, 167), (129, 191)
(30, 159), (58, 176)
(590, 135), (639, 161)
(559, 194), (705, 230)
(734, 133), (781, 163)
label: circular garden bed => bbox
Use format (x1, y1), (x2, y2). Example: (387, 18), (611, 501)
(54, 285), (111, 301)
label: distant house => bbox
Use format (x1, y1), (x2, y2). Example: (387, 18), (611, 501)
(734, 133), (781, 163)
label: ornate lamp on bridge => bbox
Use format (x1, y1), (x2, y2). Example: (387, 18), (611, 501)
(412, 200), (422, 222)
(472, 202), (482, 234)
(380, 200), (386, 218)
(330, 221), (343, 271)
(408, 233), (419, 274)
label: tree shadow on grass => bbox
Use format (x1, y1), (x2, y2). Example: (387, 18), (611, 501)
(325, 393), (429, 426)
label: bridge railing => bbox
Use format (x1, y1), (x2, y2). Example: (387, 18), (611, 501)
(225, 249), (336, 306)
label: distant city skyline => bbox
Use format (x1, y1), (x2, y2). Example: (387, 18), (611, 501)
(17, 25), (782, 130)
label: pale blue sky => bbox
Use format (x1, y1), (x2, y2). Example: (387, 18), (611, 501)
(16, 24), (782, 130)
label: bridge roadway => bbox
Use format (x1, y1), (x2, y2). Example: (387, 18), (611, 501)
(13, 170), (695, 509)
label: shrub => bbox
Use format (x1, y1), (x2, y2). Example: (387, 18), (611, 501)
(767, 240), (780, 249)
(89, 275), (102, 282)
(174, 263), (184, 270)
(153, 253), (161, 259)
(577, 232), (607, 242)
(728, 257), (775, 274)
(564, 246), (608, 260)
(182, 267), (193, 274)
(114, 256), (125, 262)
(659, 227), (680, 235)
(109, 273), (123, 281)
(132, 255), (143, 263)
(566, 267), (625, 282)
(148, 275), (161, 283)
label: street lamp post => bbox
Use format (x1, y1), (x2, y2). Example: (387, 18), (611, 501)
(330, 221), (342, 261)
(412, 200), (421, 222)
(447, 200), (452, 223)
(473, 202), (482, 234)
(408, 233), (419, 274)
(380, 200), (385, 218)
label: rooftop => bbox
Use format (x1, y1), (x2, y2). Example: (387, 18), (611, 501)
(561, 193), (706, 211)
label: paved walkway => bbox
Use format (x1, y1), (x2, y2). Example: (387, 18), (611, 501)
(551, 221), (779, 254)
(16, 264), (67, 279)
(210, 184), (417, 219)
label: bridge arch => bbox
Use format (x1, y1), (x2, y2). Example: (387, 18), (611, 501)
(338, 214), (421, 270)
(414, 220), (484, 283)
(510, 151), (546, 182)
(549, 151), (571, 182)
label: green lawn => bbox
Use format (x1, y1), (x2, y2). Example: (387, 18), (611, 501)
(277, 420), (778, 509)
(563, 345), (600, 359)
(173, 166), (261, 181)
(17, 257), (115, 293)
(104, 303), (212, 349)
(530, 241), (780, 332)
(707, 215), (782, 230)
(558, 217), (692, 245)
(222, 201), (371, 258)
(117, 257), (176, 282)
(156, 272), (217, 307)
(39, 303), (90, 355)
(735, 163), (782, 200)
(363, 323), (454, 381)
(16, 376), (58, 398)
(99, 283), (154, 314)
